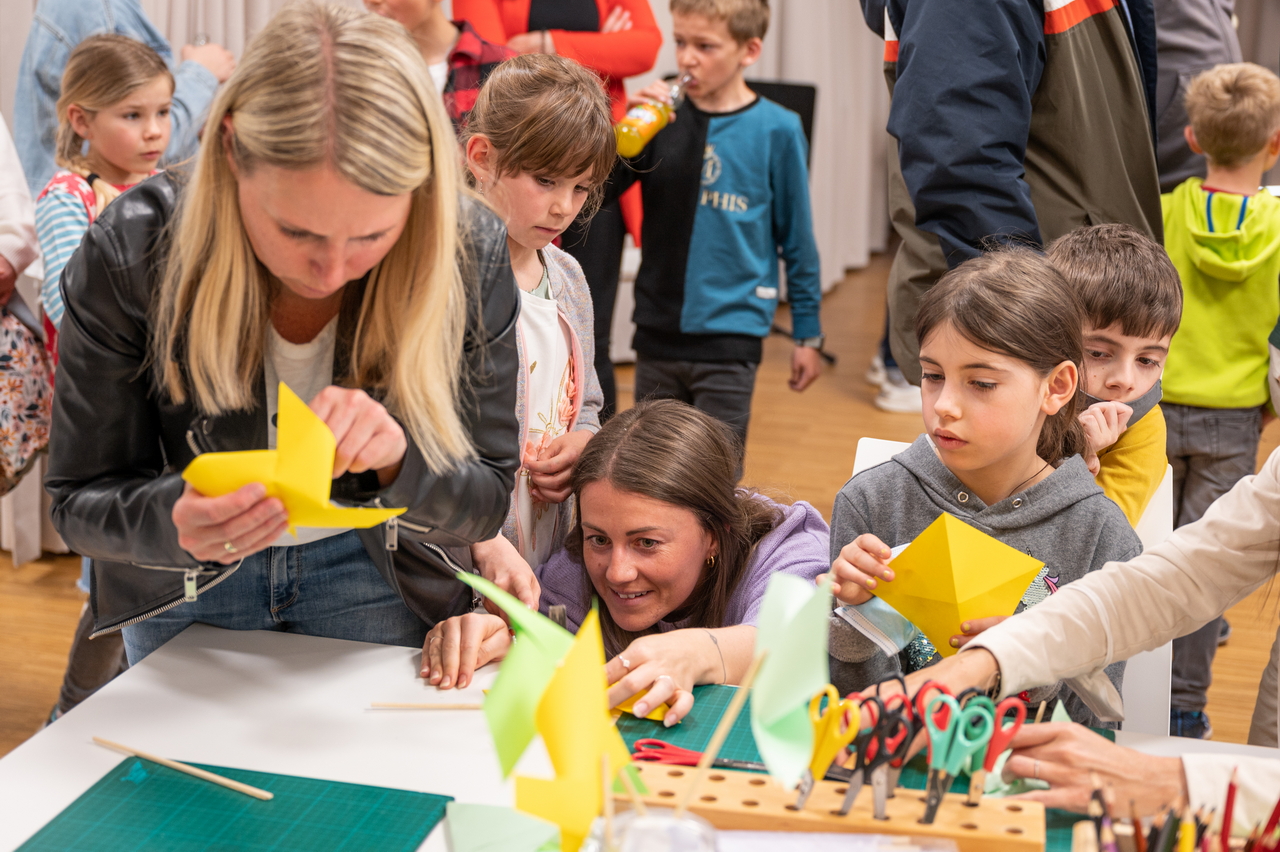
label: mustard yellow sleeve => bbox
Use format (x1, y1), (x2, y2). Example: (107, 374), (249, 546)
(1094, 404), (1168, 526)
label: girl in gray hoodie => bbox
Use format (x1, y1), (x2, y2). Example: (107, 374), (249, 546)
(828, 250), (1141, 727)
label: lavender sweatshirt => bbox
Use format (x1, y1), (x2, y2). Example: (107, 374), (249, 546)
(536, 497), (830, 632)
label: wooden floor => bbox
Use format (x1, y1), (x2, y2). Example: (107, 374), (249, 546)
(2, 251), (1277, 758)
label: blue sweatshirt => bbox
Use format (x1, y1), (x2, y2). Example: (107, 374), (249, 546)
(609, 95), (822, 363)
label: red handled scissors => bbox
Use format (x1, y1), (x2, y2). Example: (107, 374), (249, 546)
(631, 738), (766, 772)
(965, 697), (1026, 804)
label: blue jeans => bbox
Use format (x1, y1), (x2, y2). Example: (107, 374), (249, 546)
(121, 531), (427, 665)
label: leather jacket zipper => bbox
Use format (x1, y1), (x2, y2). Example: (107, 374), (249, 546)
(88, 559), (244, 639)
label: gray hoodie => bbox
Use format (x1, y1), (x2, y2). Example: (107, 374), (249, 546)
(829, 435), (1143, 728)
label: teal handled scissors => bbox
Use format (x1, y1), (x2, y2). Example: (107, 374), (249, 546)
(966, 697), (1026, 804)
(919, 694), (993, 824)
(794, 685), (860, 810)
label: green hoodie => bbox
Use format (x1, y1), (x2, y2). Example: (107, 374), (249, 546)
(1162, 178), (1280, 409)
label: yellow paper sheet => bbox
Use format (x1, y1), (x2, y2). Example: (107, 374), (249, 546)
(614, 693), (671, 722)
(874, 513), (1044, 658)
(181, 383), (405, 533)
(515, 608), (631, 852)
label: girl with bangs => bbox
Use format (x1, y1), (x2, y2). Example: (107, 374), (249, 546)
(455, 54), (617, 609)
(45, 2), (524, 663)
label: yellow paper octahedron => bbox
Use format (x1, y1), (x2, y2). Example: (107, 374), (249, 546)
(873, 513), (1044, 658)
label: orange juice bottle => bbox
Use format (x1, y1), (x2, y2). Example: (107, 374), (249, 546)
(615, 75), (691, 158)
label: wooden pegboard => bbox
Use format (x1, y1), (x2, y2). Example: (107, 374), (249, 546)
(617, 764), (1046, 852)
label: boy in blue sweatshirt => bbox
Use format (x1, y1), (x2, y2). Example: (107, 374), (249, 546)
(609, 0), (823, 453)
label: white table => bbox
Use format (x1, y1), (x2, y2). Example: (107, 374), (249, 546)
(1, 624), (1277, 851)
(0, 624), (548, 851)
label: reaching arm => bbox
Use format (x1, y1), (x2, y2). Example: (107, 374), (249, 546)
(890, 0), (1045, 266)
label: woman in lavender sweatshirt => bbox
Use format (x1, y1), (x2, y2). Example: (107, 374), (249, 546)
(421, 399), (830, 724)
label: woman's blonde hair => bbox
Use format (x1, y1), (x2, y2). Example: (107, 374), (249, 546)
(154, 2), (474, 471)
(55, 34), (173, 171)
(462, 53), (617, 216)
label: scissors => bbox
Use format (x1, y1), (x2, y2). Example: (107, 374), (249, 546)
(911, 680), (955, 765)
(833, 695), (913, 819)
(966, 697), (1026, 804)
(631, 739), (767, 772)
(919, 694), (993, 825)
(794, 685), (860, 809)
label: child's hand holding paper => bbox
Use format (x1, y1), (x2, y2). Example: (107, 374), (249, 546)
(827, 532), (896, 606)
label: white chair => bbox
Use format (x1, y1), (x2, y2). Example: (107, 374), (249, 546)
(850, 437), (1173, 734)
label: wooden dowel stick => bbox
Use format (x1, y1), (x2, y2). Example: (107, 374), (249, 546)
(617, 763), (648, 818)
(1035, 701), (1048, 724)
(603, 753), (616, 851)
(93, 737), (273, 801)
(674, 651), (767, 820)
(369, 702), (483, 710)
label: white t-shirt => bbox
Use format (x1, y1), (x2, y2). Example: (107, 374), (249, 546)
(264, 316), (350, 547)
(428, 60), (448, 94)
(514, 268), (573, 567)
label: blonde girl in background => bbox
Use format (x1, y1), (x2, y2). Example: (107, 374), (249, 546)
(45, 3), (524, 665)
(454, 53), (616, 611)
(36, 34), (173, 352)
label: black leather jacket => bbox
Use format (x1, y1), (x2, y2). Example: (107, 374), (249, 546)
(45, 172), (521, 636)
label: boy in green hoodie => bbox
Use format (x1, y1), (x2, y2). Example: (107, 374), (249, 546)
(1162, 61), (1280, 740)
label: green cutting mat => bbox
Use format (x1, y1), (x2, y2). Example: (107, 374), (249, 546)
(18, 757), (451, 852)
(618, 684), (1111, 852)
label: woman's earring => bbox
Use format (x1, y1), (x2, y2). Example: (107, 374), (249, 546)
(477, 178), (485, 195)
(706, 555), (716, 569)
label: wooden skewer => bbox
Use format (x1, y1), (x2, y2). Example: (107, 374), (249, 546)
(602, 753), (616, 851)
(617, 762), (648, 818)
(93, 737), (273, 801)
(1034, 700), (1048, 724)
(673, 651), (767, 820)
(369, 702), (483, 710)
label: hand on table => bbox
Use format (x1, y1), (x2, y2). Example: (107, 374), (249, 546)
(825, 533), (895, 606)
(789, 344), (823, 391)
(604, 631), (712, 727)
(470, 535), (540, 613)
(1002, 722), (1187, 814)
(180, 42), (236, 82)
(525, 429), (592, 503)
(421, 612), (512, 689)
(308, 386), (407, 486)
(173, 482), (288, 564)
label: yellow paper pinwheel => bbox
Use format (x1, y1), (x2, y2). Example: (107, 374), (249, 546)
(875, 513), (1045, 658)
(181, 383), (405, 534)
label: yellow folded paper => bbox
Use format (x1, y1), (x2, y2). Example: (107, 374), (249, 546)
(614, 693), (671, 722)
(182, 383), (405, 534)
(874, 513), (1044, 658)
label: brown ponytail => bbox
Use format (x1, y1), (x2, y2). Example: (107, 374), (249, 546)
(914, 248), (1087, 465)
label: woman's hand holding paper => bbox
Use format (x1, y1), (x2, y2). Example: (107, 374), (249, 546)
(172, 482), (289, 564)
(604, 631), (707, 727)
(308, 386), (407, 486)
(826, 533), (896, 606)
(421, 613), (513, 690)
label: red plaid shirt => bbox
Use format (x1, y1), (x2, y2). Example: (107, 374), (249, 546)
(443, 21), (515, 135)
